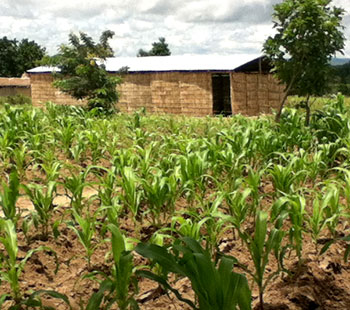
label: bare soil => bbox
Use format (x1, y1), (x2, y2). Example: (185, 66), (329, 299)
(1, 178), (350, 309)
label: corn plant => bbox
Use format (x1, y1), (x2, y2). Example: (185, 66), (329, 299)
(245, 165), (264, 209)
(11, 144), (30, 179)
(55, 122), (76, 157)
(63, 169), (91, 213)
(0, 219), (71, 309)
(272, 195), (306, 267)
(135, 237), (252, 310)
(307, 196), (334, 253)
(171, 213), (208, 242)
(142, 170), (177, 227)
(120, 167), (143, 223)
(224, 188), (251, 240)
(83, 130), (105, 164)
(0, 169), (21, 226)
(178, 151), (208, 204)
(322, 184), (343, 237)
(238, 211), (285, 310)
(67, 210), (99, 270)
(268, 160), (303, 196)
(96, 167), (118, 208)
(86, 224), (139, 310)
(35, 161), (62, 183)
(22, 181), (57, 240)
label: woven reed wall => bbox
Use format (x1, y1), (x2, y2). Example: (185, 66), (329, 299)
(30, 74), (83, 107)
(230, 73), (284, 115)
(179, 73), (212, 116)
(29, 72), (284, 116)
(117, 72), (212, 116)
(0, 87), (31, 97)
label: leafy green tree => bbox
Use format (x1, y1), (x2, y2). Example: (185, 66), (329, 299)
(263, 0), (345, 125)
(0, 37), (45, 77)
(137, 37), (171, 57)
(51, 31), (120, 111)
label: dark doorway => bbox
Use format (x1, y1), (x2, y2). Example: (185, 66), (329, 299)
(212, 74), (232, 116)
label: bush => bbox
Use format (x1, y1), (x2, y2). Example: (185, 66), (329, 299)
(0, 94), (32, 105)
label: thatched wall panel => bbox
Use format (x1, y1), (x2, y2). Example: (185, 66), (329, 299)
(30, 74), (82, 106)
(231, 73), (284, 115)
(30, 71), (284, 116)
(0, 88), (31, 97)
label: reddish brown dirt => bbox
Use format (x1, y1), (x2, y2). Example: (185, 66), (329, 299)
(1, 174), (350, 309)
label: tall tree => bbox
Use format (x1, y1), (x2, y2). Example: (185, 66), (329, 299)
(263, 0), (345, 125)
(137, 37), (171, 57)
(50, 31), (120, 111)
(0, 37), (46, 77)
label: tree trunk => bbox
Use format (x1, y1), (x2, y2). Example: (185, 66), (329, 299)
(275, 75), (296, 123)
(275, 92), (289, 123)
(304, 95), (311, 127)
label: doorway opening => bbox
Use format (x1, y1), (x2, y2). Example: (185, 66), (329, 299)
(212, 74), (232, 116)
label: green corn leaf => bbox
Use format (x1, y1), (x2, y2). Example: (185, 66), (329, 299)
(107, 224), (125, 263)
(86, 279), (113, 310)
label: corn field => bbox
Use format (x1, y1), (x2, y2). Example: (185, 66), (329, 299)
(1, 96), (350, 310)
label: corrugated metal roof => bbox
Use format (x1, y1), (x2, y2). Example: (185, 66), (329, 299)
(0, 77), (30, 87)
(27, 54), (262, 74)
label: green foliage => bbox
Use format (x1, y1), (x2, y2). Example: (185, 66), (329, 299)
(49, 31), (121, 111)
(0, 94), (32, 106)
(0, 37), (45, 77)
(22, 182), (57, 239)
(329, 61), (350, 95)
(0, 170), (21, 225)
(137, 37), (171, 57)
(263, 0), (345, 122)
(0, 219), (70, 309)
(238, 211), (285, 310)
(67, 210), (99, 270)
(2, 97), (350, 308)
(86, 224), (138, 310)
(136, 237), (251, 310)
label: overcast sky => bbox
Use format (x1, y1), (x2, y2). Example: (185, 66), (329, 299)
(1, 0), (349, 57)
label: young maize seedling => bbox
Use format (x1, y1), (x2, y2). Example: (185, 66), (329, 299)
(142, 170), (177, 227)
(171, 213), (209, 242)
(238, 211), (285, 310)
(67, 210), (99, 270)
(11, 144), (30, 179)
(307, 196), (334, 253)
(120, 166), (143, 224)
(322, 184), (343, 238)
(178, 151), (208, 205)
(0, 219), (71, 309)
(271, 195), (306, 267)
(268, 161), (303, 196)
(0, 169), (21, 226)
(22, 181), (58, 240)
(63, 169), (92, 213)
(86, 224), (139, 310)
(34, 160), (62, 183)
(136, 237), (252, 310)
(55, 122), (76, 158)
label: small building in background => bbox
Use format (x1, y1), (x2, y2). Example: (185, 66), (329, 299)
(0, 76), (31, 97)
(27, 55), (284, 116)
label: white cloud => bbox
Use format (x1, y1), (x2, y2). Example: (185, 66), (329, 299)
(0, 0), (349, 57)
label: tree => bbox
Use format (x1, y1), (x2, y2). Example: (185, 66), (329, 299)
(0, 37), (45, 77)
(263, 0), (345, 125)
(51, 31), (120, 111)
(137, 37), (171, 57)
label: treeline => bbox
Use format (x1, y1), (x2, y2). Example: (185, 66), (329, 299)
(0, 35), (171, 78)
(330, 62), (350, 95)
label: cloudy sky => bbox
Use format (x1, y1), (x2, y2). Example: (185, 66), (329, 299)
(1, 0), (349, 57)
